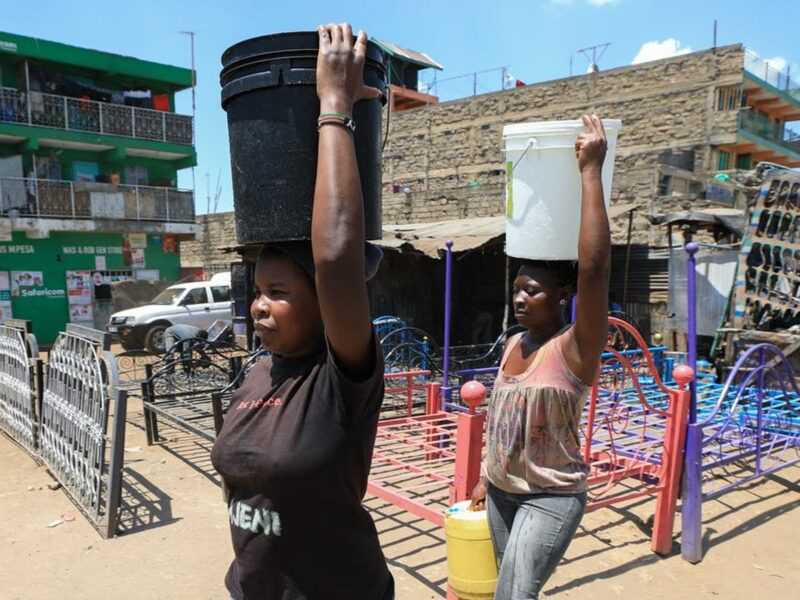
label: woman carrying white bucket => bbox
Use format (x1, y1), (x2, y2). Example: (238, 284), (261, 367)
(470, 114), (611, 599)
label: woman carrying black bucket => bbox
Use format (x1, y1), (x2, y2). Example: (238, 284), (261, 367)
(211, 24), (393, 600)
(470, 115), (611, 599)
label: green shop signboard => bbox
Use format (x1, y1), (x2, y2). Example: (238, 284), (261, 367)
(10, 270), (63, 298)
(0, 271), (11, 321)
(0, 231), (181, 345)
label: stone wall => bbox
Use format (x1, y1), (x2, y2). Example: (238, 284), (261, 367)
(180, 212), (237, 273)
(182, 46), (746, 272)
(381, 44), (745, 245)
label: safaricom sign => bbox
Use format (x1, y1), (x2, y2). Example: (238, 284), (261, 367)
(20, 288), (66, 298)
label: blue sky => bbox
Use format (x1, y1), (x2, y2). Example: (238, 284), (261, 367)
(3, 0), (799, 213)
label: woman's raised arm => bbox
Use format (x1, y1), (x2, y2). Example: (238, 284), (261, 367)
(312, 23), (382, 379)
(565, 114), (611, 384)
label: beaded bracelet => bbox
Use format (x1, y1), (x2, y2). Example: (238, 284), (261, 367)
(318, 113), (356, 133)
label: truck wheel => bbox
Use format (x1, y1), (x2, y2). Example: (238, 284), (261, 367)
(145, 324), (168, 354)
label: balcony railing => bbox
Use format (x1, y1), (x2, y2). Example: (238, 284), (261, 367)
(739, 110), (800, 156)
(744, 50), (800, 101)
(0, 87), (193, 145)
(0, 177), (195, 224)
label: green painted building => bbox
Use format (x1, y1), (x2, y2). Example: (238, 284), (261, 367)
(0, 31), (198, 344)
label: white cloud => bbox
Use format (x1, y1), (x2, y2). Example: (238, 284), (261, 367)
(632, 39), (692, 65)
(763, 56), (788, 73)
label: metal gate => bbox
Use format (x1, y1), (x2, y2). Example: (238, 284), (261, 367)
(0, 319), (41, 457)
(38, 324), (127, 538)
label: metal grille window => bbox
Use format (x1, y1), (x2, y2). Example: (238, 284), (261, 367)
(714, 85), (742, 111)
(100, 270), (133, 282)
(35, 156), (62, 180)
(736, 153), (753, 170)
(718, 150), (730, 171)
(124, 165), (148, 186)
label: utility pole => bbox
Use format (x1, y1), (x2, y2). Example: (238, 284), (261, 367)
(180, 31), (197, 209)
(179, 31), (196, 117)
(203, 171), (211, 274)
(206, 172), (211, 215)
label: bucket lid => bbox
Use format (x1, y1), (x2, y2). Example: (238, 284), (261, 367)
(222, 31), (385, 72)
(445, 500), (487, 520)
(503, 119), (622, 139)
(220, 31), (387, 106)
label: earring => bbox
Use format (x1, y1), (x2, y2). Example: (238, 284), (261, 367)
(559, 299), (567, 306)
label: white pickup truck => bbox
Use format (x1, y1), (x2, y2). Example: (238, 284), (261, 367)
(107, 272), (232, 353)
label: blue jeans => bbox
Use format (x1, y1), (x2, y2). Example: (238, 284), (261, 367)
(487, 484), (586, 600)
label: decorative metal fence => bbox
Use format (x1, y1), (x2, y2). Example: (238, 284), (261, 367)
(367, 382), (459, 526)
(744, 50), (800, 99)
(141, 357), (236, 445)
(0, 177), (195, 224)
(38, 325), (127, 538)
(582, 320), (692, 554)
(0, 319), (41, 457)
(115, 350), (160, 395)
(446, 345), (670, 412)
(0, 86), (193, 145)
(368, 318), (693, 554)
(116, 341), (252, 400)
(682, 239), (800, 562)
(382, 370), (432, 417)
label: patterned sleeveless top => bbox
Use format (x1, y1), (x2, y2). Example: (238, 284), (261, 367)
(484, 330), (589, 494)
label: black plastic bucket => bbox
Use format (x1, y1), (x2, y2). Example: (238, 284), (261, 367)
(220, 31), (386, 244)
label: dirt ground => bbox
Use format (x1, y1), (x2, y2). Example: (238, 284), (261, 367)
(1, 396), (799, 599)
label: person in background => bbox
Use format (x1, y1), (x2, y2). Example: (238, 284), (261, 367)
(609, 293), (623, 313)
(470, 114), (611, 600)
(471, 310), (495, 345)
(163, 323), (206, 354)
(210, 23), (393, 600)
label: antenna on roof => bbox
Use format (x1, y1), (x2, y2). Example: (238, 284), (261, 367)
(713, 19), (718, 49)
(578, 42), (611, 73)
(212, 169), (222, 214)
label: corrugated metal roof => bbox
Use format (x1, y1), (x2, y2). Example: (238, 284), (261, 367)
(610, 245), (670, 303)
(608, 202), (638, 219)
(370, 38), (444, 71)
(378, 216), (504, 257)
(378, 205), (639, 258)
(646, 208), (745, 234)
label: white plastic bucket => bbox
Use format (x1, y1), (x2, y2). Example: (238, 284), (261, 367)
(503, 119), (622, 261)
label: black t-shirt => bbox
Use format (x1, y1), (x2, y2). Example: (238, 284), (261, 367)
(210, 336), (393, 600)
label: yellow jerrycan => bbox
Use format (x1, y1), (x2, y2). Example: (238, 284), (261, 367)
(445, 500), (498, 599)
